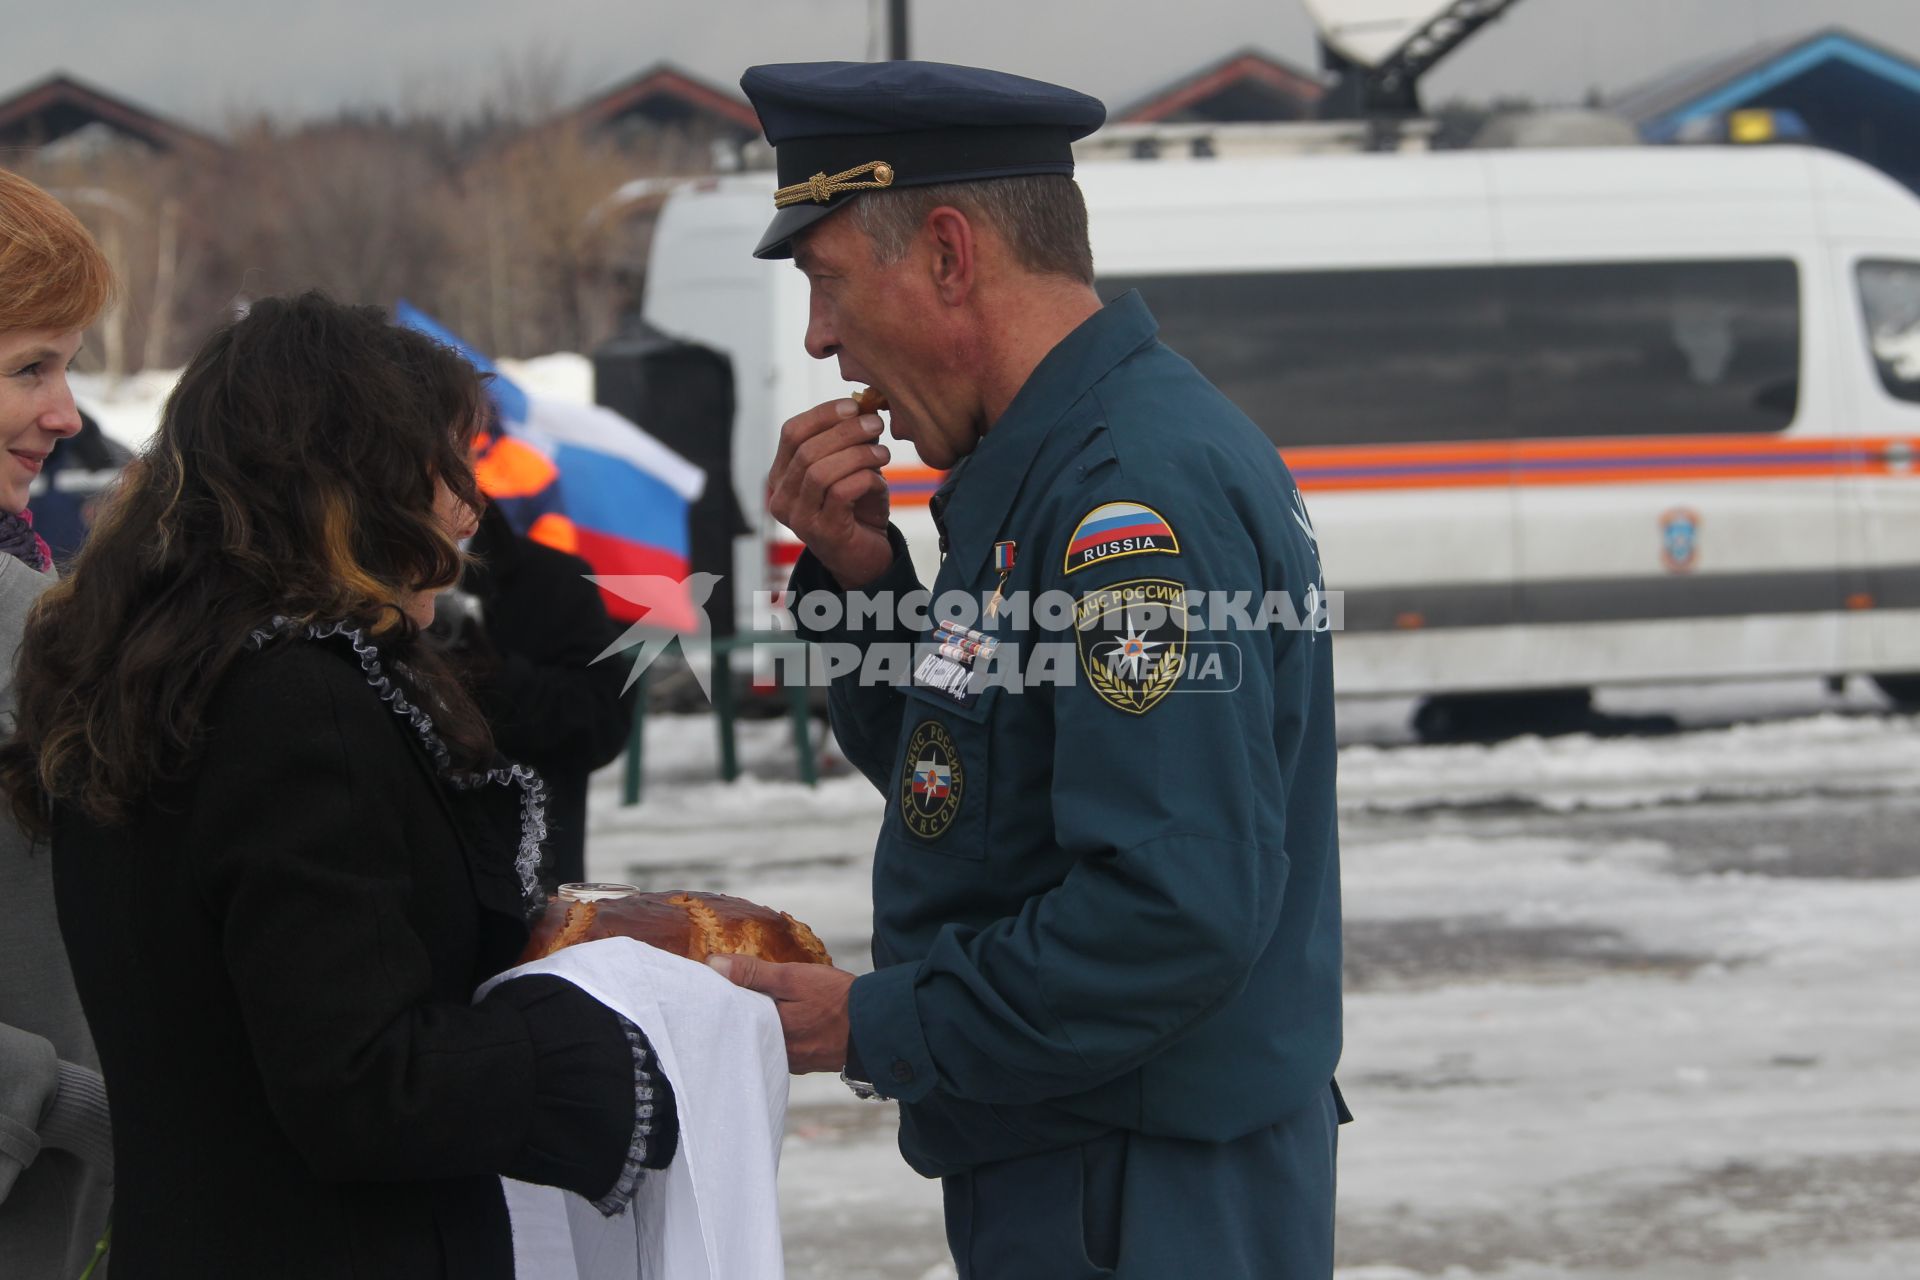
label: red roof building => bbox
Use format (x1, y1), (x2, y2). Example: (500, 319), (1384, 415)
(566, 62), (761, 150)
(0, 72), (217, 155)
(1118, 48), (1327, 124)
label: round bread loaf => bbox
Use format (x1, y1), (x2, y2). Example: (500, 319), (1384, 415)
(520, 888), (832, 967)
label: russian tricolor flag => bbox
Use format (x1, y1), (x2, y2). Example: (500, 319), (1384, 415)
(396, 303), (706, 632)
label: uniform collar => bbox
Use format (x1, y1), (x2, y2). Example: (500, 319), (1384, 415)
(936, 290), (1158, 577)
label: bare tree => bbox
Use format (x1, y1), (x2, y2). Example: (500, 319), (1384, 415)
(20, 53), (732, 370)
(23, 138), (198, 382)
(196, 116), (459, 307)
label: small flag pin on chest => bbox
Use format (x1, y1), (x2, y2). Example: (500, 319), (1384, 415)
(986, 541), (1017, 619)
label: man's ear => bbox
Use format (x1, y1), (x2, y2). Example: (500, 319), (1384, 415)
(922, 206), (976, 306)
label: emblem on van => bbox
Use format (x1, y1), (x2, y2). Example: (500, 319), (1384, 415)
(1660, 508), (1701, 574)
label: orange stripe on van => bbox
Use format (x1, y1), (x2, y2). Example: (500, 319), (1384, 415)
(886, 466), (945, 506)
(1285, 435), (1916, 492)
(879, 436), (1917, 503)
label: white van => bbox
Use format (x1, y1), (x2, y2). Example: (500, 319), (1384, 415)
(643, 146), (1920, 703)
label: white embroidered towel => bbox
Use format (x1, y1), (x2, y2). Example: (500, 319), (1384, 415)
(475, 937), (789, 1280)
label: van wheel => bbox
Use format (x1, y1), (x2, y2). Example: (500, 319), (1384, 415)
(1873, 675), (1920, 709)
(1412, 689), (1593, 743)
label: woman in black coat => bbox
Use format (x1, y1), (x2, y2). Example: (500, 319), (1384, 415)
(1, 294), (676, 1278)
(444, 500), (633, 887)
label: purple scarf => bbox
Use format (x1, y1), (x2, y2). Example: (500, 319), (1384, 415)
(0, 508), (52, 574)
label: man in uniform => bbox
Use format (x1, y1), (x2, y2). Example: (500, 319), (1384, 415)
(711, 60), (1348, 1278)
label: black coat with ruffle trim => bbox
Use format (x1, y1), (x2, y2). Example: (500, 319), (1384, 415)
(52, 634), (674, 1279)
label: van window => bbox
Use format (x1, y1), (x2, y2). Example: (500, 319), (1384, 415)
(1857, 260), (1920, 405)
(1097, 267), (1507, 447)
(1507, 261), (1799, 438)
(1104, 259), (1801, 447)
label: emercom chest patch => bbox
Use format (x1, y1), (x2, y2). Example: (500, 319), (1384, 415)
(900, 720), (965, 839)
(1074, 578), (1189, 715)
(1063, 501), (1180, 575)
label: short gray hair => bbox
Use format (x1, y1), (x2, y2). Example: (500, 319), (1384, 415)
(848, 174), (1094, 285)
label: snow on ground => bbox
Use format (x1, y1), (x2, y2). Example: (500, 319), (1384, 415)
(1334, 803), (1920, 1278)
(74, 362), (1920, 1275)
(1338, 696), (1920, 813)
(584, 696), (1920, 1279)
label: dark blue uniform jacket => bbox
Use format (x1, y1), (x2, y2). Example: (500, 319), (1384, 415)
(791, 292), (1343, 1178)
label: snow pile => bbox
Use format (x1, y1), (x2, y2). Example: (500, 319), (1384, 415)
(1338, 710), (1920, 813)
(70, 368), (179, 452)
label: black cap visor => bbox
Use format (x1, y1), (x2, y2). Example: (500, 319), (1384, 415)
(754, 199), (845, 260)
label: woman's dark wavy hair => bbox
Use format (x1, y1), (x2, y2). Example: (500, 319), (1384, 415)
(2, 291), (493, 833)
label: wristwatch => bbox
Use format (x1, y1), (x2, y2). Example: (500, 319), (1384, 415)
(840, 1031), (885, 1102)
(839, 1070), (884, 1102)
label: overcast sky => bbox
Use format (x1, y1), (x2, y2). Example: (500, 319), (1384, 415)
(7, 0), (1920, 127)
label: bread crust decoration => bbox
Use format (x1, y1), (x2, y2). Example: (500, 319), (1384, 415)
(521, 889), (833, 967)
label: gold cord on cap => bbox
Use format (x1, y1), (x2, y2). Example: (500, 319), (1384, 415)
(774, 160), (896, 208)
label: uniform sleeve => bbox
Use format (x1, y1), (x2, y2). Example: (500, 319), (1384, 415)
(849, 469), (1313, 1106)
(186, 656), (642, 1200)
(788, 522), (927, 792)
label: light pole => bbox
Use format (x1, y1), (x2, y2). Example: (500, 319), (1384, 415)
(889, 0), (909, 60)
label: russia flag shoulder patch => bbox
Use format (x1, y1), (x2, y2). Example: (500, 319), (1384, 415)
(1063, 500), (1180, 575)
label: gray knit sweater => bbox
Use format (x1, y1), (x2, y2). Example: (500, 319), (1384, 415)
(0, 555), (113, 1278)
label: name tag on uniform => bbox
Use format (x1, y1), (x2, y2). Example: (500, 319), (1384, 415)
(913, 621), (998, 709)
(914, 652), (975, 699)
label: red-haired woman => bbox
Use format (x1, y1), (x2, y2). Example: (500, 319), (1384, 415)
(2, 292), (676, 1278)
(0, 164), (114, 1279)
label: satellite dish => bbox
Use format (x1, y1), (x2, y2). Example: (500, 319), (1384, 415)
(1308, 0), (1525, 119)
(1302, 0), (1466, 69)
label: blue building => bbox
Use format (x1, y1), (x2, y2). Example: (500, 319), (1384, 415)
(1614, 28), (1920, 194)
